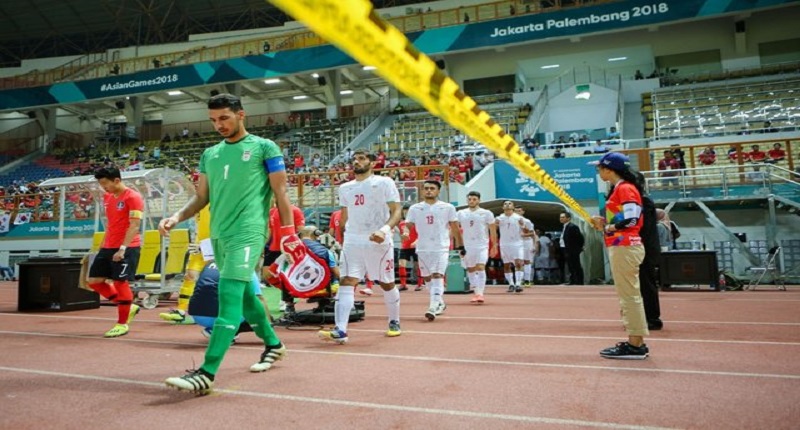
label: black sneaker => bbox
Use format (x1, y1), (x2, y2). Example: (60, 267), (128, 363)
(515, 287), (524, 293)
(648, 319), (663, 331)
(600, 342), (649, 360)
(507, 285), (515, 293)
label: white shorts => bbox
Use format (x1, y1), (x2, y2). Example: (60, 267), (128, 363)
(522, 245), (534, 262)
(463, 246), (488, 268)
(417, 250), (449, 277)
(340, 242), (395, 284)
(500, 244), (524, 264)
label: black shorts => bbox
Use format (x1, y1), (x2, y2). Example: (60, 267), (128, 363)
(263, 250), (283, 266)
(398, 248), (417, 261)
(89, 247), (141, 281)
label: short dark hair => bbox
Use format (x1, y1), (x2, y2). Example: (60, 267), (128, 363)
(94, 167), (121, 181)
(353, 149), (376, 161)
(423, 179), (441, 190)
(208, 93), (243, 112)
(467, 191), (481, 198)
(561, 212), (572, 219)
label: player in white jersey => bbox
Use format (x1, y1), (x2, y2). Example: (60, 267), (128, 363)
(456, 191), (497, 304)
(403, 180), (463, 321)
(515, 207), (539, 287)
(318, 150), (403, 344)
(495, 201), (526, 293)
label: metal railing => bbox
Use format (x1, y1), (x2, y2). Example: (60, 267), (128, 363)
(641, 163), (800, 202)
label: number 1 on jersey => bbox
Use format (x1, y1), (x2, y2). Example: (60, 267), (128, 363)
(224, 164), (229, 179)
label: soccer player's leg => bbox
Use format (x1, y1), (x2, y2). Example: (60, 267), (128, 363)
(500, 246), (516, 291)
(366, 243), (401, 337)
(245, 269), (286, 372)
(201, 236), (253, 374)
(86, 249), (118, 302)
(319, 244), (362, 343)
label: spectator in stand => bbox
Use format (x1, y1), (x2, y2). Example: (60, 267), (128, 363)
(311, 153), (322, 170)
(452, 132), (466, 149)
(182, 127), (190, 140)
(658, 150), (681, 188)
(162, 133), (172, 143)
(698, 147), (717, 166)
(607, 127), (620, 143)
(152, 146), (161, 160)
(760, 120), (777, 133)
(727, 144), (741, 161)
(592, 140), (609, 153)
(375, 150), (387, 169)
(553, 148), (565, 159)
(748, 144), (767, 163)
(768, 143), (786, 163)
(472, 152), (487, 175)
(293, 152), (304, 173)
(522, 134), (537, 157)
(634, 70), (644, 80)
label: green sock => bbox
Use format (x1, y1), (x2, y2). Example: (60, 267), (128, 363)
(201, 277), (245, 375)
(243, 286), (281, 346)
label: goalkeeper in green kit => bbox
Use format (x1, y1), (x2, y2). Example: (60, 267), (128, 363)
(160, 93), (299, 394)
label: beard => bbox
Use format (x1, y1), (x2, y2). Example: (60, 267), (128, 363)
(353, 164), (370, 174)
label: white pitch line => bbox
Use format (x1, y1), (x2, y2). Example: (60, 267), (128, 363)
(1, 330), (799, 381)
(369, 313), (800, 326)
(0, 366), (677, 430)
(346, 328), (800, 347)
(2, 311), (799, 328)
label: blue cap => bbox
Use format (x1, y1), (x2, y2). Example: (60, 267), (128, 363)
(589, 152), (630, 172)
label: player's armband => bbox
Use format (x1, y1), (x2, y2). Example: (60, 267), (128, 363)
(264, 156), (286, 173)
(129, 210), (144, 219)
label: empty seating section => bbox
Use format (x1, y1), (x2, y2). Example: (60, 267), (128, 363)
(0, 150), (26, 167)
(290, 118), (352, 157)
(649, 77), (800, 139)
(0, 155), (92, 187)
(377, 104), (527, 159)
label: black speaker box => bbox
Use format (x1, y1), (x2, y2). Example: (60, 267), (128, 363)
(115, 101), (125, 110)
(317, 76), (327, 86)
(735, 20), (745, 33)
(210, 89), (220, 96)
(17, 257), (100, 312)
(435, 59), (446, 69)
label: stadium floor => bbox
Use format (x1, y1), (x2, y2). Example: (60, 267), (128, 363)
(1, 281), (798, 429)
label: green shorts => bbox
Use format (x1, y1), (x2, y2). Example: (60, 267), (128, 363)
(212, 232), (267, 282)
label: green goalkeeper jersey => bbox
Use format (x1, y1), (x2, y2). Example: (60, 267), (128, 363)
(199, 134), (284, 240)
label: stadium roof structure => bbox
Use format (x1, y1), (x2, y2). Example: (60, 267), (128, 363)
(0, 0), (437, 66)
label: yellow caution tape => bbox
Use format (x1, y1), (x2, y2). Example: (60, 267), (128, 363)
(266, 0), (592, 222)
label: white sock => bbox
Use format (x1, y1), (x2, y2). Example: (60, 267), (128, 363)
(515, 270), (523, 286)
(467, 272), (477, 291)
(429, 277), (444, 307)
(476, 271), (486, 295)
(523, 266), (531, 282)
(382, 286), (400, 323)
(335, 285), (355, 333)
(504, 272), (514, 286)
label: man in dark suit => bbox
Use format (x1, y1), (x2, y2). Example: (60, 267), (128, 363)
(559, 212), (585, 285)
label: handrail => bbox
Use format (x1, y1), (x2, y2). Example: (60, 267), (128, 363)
(0, 0), (617, 90)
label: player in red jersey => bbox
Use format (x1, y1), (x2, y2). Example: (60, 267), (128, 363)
(86, 167), (144, 338)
